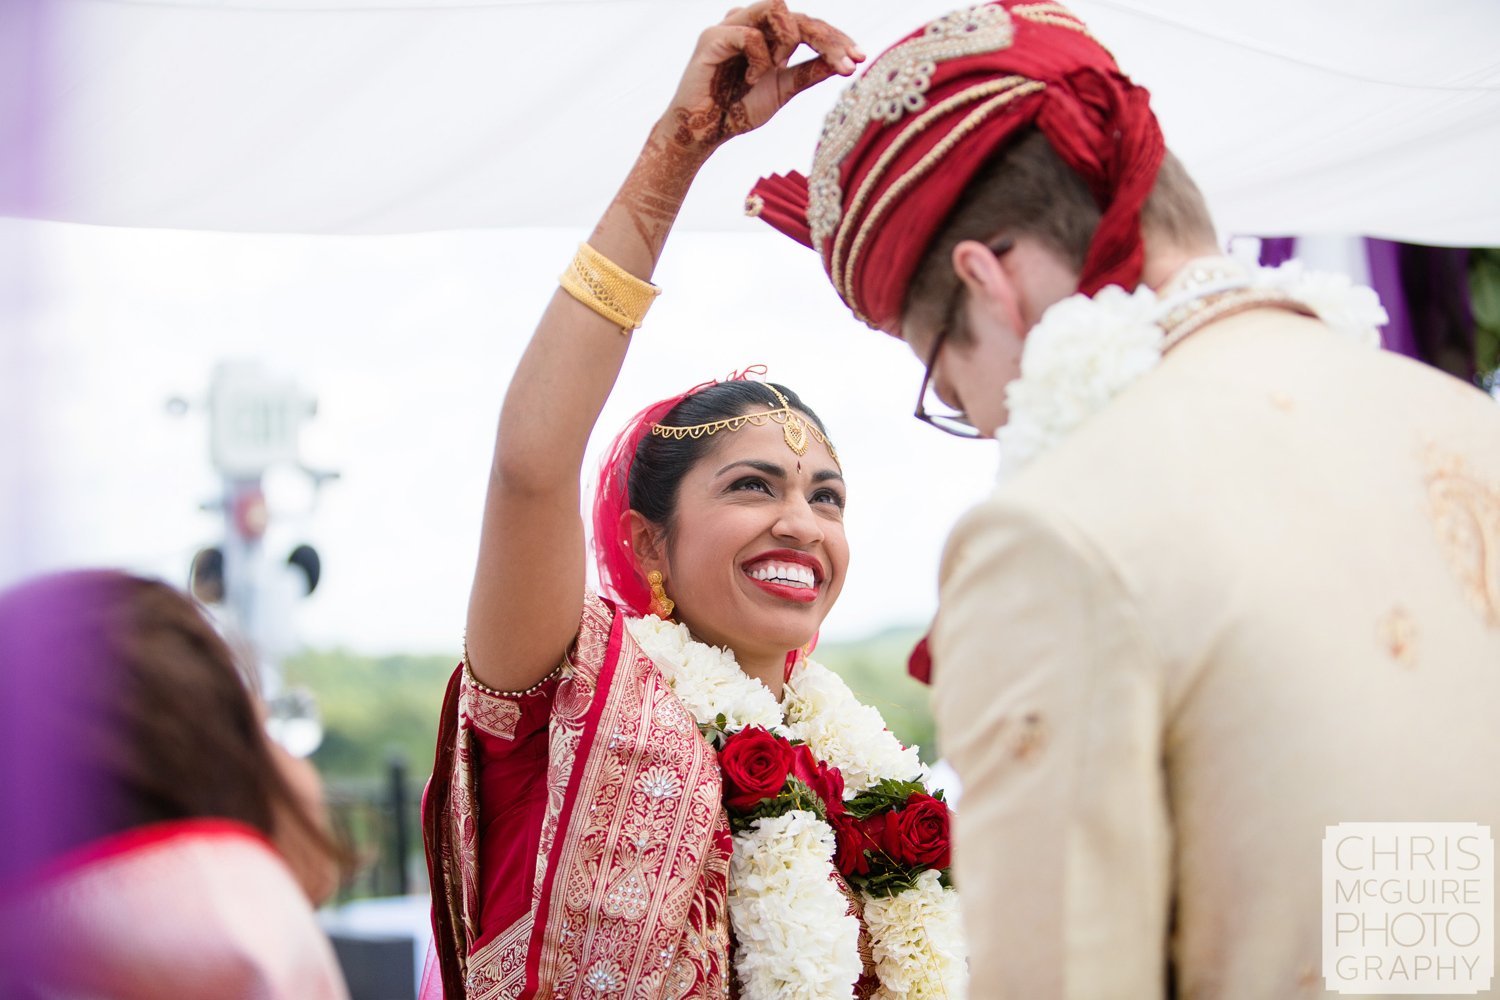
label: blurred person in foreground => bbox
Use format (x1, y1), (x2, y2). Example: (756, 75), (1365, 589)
(421, 4), (967, 999)
(750, 1), (1500, 996)
(0, 570), (348, 999)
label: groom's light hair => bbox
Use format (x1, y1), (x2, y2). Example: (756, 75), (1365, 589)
(903, 127), (1216, 343)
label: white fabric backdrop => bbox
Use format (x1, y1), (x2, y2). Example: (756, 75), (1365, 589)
(4, 0), (1498, 654)
(15, 0), (1500, 243)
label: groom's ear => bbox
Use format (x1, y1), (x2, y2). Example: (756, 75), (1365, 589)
(951, 239), (1026, 340)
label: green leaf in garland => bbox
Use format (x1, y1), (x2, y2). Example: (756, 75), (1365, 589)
(727, 777), (830, 833)
(844, 777), (930, 819)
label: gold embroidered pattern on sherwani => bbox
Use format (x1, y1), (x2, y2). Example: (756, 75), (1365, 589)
(1427, 450), (1500, 628)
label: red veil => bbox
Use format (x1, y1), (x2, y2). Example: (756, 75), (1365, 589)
(591, 366), (766, 616)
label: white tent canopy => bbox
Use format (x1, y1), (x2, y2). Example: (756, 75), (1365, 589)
(14, 0), (1500, 243)
(4, 0), (1497, 654)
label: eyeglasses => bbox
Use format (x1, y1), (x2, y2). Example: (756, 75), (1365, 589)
(913, 323), (981, 437)
(912, 238), (1013, 438)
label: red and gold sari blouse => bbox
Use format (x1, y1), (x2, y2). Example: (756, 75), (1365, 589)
(424, 594), (733, 999)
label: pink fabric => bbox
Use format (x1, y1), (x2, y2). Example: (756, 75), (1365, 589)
(418, 941), (444, 1000)
(0, 819), (349, 999)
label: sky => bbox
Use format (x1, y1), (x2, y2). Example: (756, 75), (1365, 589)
(1, 217), (1002, 657)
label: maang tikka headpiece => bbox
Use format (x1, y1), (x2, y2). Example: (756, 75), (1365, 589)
(652, 385), (841, 468)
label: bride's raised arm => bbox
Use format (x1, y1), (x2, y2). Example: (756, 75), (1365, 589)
(465, 2), (862, 693)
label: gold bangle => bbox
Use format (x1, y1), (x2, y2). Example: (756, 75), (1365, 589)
(558, 242), (661, 334)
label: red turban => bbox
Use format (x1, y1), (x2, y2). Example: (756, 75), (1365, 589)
(748, 1), (1165, 334)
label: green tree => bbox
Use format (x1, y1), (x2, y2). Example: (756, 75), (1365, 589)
(1471, 248), (1500, 392)
(284, 625), (938, 786)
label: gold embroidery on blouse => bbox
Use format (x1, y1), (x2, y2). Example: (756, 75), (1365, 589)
(468, 691), (524, 742)
(455, 596), (732, 999)
(1426, 449), (1500, 628)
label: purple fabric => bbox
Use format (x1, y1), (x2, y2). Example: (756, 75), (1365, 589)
(1397, 243), (1476, 382)
(0, 572), (122, 990)
(0, 0), (50, 216)
(1365, 238), (1418, 358)
(1255, 235), (1478, 380)
(0, 573), (120, 888)
(1, 0), (52, 583)
(1257, 237), (1297, 268)
(1, 15), (68, 992)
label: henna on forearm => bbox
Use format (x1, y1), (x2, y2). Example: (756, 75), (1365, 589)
(597, 1), (853, 262)
(602, 121), (710, 253)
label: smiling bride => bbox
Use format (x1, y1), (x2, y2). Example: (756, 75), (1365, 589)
(419, 5), (964, 999)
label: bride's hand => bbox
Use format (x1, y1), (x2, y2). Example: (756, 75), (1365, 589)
(662, 2), (863, 152)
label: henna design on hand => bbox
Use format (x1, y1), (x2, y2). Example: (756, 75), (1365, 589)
(604, 2), (858, 252)
(761, 2), (800, 63)
(791, 12), (844, 61)
(784, 57), (833, 103)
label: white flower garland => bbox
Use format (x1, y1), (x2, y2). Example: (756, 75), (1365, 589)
(864, 870), (967, 999)
(729, 810), (863, 1000)
(782, 657), (927, 798)
(626, 608), (783, 734)
(997, 258), (1389, 476)
(625, 614), (967, 1000)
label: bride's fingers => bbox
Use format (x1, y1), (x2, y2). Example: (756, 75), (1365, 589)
(794, 13), (864, 71)
(721, 0), (782, 28)
(697, 24), (776, 85)
(721, 0), (799, 69)
(741, 28), (776, 86)
(777, 56), (840, 101)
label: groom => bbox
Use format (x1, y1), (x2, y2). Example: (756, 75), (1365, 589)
(751, 2), (1500, 996)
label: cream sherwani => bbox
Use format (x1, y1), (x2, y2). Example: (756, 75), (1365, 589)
(931, 307), (1500, 998)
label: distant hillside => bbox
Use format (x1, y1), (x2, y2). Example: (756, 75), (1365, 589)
(284, 648), (455, 780)
(812, 625), (935, 763)
(285, 623), (937, 784)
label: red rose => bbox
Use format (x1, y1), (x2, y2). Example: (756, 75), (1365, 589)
(718, 726), (795, 814)
(790, 744), (846, 820)
(896, 793), (951, 870)
(831, 813), (872, 876)
(861, 810), (905, 864)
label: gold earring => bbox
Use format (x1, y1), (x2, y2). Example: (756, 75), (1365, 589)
(647, 570), (675, 619)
